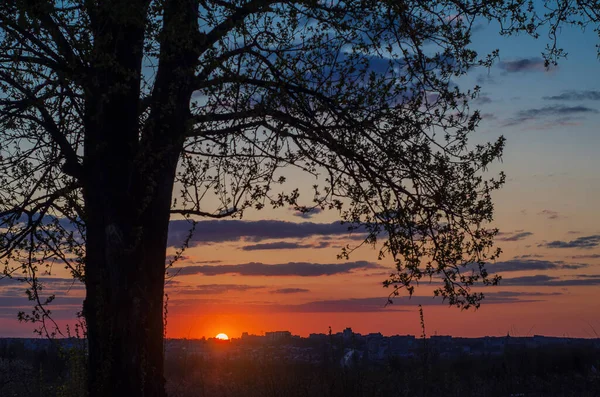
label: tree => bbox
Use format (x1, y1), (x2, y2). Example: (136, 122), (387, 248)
(0, 1), (595, 396)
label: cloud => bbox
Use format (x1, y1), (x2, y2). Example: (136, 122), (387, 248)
(168, 220), (365, 247)
(291, 207), (324, 219)
(292, 297), (402, 312)
(498, 57), (547, 73)
(481, 113), (498, 120)
(474, 95), (493, 104)
(0, 295), (83, 309)
(270, 288), (310, 294)
(528, 117), (583, 130)
(497, 231), (533, 241)
(571, 254), (600, 259)
(485, 291), (561, 298)
(502, 274), (600, 287)
(541, 235), (600, 249)
(173, 284), (264, 295)
(0, 277), (85, 322)
(476, 73), (497, 85)
(171, 290), (557, 314)
(544, 90), (600, 101)
(486, 259), (587, 273)
(502, 106), (597, 127)
(539, 209), (560, 220)
(158, 291), (563, 315)
(165, 298), (227, 308)
(168, 260), (381, 277)
(240, 241), (329, 251)
(166, 296), (400, 313)
(514, 254), (544, 259)
(0, 277), (84, 295)
(290, 291), (559, 312)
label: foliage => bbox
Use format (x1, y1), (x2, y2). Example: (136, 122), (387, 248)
(0, 0), (506, 326)
(0, 338), (87, 397)
(0, 0), (597, 394)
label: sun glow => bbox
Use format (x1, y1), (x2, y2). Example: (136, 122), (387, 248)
(215, 333), (229, 340)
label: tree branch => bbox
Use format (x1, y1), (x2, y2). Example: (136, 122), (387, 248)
(170, 208), (238, 218)
(0, 70), (83, 180)
(197, 0), (278, 54)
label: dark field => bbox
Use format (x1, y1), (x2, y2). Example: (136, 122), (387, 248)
(1, 339), (599, 397)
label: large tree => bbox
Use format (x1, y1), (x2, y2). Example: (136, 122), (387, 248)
(0, 0), (596, 396)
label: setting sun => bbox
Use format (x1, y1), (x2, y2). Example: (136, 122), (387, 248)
(215, 333), (229, 340)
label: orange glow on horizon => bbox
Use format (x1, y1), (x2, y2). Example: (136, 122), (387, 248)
(163, 295), (600, 340)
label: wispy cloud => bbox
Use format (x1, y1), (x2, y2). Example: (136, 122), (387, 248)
(0, 277), (84, 296)
(544, 90), (600, 101)
(498, 57), (547, 73)
(541, 235), (600, 249)
(486, 259), (587, 273)
(474, 95), (493, 104)
(476, 73), (497, 85)
(539, 209), (560, 220)
(166, 291), (561, 314)
(571, 254), (600, 259)
(502, 106), (597, 127)
(168, 261), (381, 277)
(387, 291), (560, 305)
(481, 113), (498, 121)
(277, 297), (403, 312)
(514, 254), (544, 259)
(270, 288), (310, 294)
(241, 241), (329, 251)
(168, 220), (365, 247)
(497, 231), (533, 241)
(172, 284), (264, 295)
(267, 291), (559, 312)
(502, 274), (600, 286)
(0, 296), (83, 310)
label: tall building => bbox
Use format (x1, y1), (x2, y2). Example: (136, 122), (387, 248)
(265, 331), (292, 342)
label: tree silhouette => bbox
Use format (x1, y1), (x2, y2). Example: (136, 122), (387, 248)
(0, 1), (596, 396)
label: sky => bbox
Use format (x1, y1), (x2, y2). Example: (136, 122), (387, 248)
(1, 14), (600, 340)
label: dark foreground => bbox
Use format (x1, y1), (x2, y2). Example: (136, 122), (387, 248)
(1, 340), (599, 397)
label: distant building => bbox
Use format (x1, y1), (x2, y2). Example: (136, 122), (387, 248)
(366, 333), (384, 360)
(265, 331), (292, 342)
(388, 335), (415, 355)
(343, 328), (353, 343)
(240, 332), (265, 344)
(430, 335), (453, 352)
(309, 333), (328, 342)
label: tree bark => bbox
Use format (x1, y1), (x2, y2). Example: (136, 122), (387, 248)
(80, 1), (199, 396)
(83, 145), (179, 396)
(83, 198), (172, 397)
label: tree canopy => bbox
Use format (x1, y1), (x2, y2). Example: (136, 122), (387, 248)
(0, 0), (597, 395)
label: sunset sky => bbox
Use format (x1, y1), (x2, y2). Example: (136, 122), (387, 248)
(1, 18), (599, 340)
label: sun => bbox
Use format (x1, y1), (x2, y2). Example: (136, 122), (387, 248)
(215, 333), (229, 341)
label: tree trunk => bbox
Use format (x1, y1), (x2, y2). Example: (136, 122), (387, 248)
(82, 115), (182, 397)
(84, 209), (171, 397)
(80, 1), (199, 396)
(83, 164), (176, 397)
